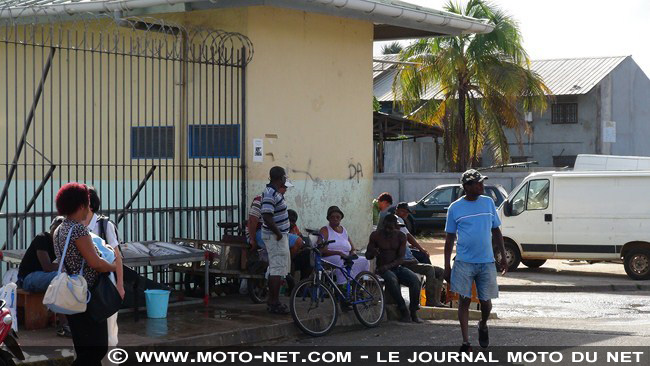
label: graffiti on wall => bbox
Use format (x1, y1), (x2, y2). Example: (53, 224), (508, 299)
(348, 162), (363, 183)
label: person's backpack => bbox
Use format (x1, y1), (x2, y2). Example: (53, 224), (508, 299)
(97, 215), (120, 244)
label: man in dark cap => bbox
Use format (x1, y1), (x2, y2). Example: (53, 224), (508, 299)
(444, 169), (508, 352)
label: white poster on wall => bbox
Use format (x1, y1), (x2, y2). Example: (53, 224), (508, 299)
(603, 121), (616, 143)
(253, 139), (263, 162)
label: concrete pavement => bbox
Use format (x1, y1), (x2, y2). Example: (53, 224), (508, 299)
(418, 238), (649, 292)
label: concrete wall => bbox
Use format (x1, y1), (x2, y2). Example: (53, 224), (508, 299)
(608, 57), (650, 156)
(243, 7), (374, 245)
(374, 172), (532, 203)
(0, 7), (375, 246)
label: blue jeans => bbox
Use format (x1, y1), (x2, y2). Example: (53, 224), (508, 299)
(451, 260), (498, 300)
(21, 271), (58, 293)
(381, 266), (421, 312)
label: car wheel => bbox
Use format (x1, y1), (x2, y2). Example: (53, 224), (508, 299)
(521, 259), (546, 268)
(624, 248), (650, 280)
(495, 241), (521, 272)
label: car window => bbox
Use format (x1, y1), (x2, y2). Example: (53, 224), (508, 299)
(423, 187), (453, 206)
(510, 183), (528, 216)
(526, 179), (550, 210)
(484, 188), (499, 203)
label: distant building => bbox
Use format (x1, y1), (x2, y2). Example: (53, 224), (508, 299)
(374, 55), (650, 170)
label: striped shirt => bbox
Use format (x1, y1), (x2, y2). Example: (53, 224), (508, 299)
(245, 195), (262, 242)
(261, 184), (290, 234)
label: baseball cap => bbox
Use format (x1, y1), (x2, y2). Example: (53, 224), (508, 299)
(396, 202), (412, 213)
(460, 169), (488, 185)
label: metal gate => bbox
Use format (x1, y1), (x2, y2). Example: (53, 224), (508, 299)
(0, 16), (253, 250)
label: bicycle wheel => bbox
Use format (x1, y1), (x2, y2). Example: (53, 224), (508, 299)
(290, 278), (338, 337)
(352, 271), (385, 328)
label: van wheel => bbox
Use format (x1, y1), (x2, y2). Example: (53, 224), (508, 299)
(495, 241), (520, 272)
(522, 259), (546, 269)
(624, 248), (650, 280)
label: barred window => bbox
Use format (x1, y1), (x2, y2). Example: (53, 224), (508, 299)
(130, 126), (175, 159)
(551, 103), (578, 124)
(188, 124), (240, 158)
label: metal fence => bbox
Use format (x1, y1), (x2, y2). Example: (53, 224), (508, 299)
(0, 15), (253, 251)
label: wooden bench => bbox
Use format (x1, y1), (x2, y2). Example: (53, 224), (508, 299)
(16, 289), (51, 330)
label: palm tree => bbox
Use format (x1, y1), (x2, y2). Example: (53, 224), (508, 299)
(396, 0), (550, 171)
(381, 41), (403, 55)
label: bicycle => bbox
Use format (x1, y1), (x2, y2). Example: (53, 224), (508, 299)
(289, 236), (385, 337)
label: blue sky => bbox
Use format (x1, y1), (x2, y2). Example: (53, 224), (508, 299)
(374, 0), (650, 76)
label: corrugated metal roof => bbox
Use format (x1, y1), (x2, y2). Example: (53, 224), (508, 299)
(374, 55), (630, 102)
(373, 54), (399, 79)
(531, 56), (627, 95)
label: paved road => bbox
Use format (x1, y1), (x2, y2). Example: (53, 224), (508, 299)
(271, 291), (650, 347)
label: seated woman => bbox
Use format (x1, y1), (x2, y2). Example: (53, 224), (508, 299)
(319, 206), (369, 285)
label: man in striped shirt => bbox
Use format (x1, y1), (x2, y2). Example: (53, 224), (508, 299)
(261, 166), (292, 314)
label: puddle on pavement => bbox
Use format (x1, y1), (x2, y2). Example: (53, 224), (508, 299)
(146, 318), (169, 337)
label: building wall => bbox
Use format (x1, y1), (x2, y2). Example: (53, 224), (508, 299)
(243, 7), (374, 245)
(0, 7), (375, 245)
(607, 57), (650, 156)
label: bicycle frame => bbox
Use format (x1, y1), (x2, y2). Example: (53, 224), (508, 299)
(308, 241), (375, 306)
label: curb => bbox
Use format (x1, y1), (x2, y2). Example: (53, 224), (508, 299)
(499, 283), (650, 292)
(17, 304), (500, 365)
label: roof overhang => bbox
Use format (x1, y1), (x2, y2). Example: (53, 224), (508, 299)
(0, 0), (494, 39)
(374, 111), (443, 141)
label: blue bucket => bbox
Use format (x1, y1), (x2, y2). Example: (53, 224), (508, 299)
(145, 289), (171, 318)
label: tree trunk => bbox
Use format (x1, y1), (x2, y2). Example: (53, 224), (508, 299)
(457, 91), (469, 171)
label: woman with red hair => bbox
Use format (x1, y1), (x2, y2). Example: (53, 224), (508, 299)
(52, 183), (118, 366)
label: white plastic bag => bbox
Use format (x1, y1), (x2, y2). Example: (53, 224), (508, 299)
(239, 279), (248, 295)
(0, 282), (18, 331)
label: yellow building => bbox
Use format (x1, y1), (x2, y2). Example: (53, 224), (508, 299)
(0, 1), (491, 247)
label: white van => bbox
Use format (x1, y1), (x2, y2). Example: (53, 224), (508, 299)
(498, 170), (650, 280)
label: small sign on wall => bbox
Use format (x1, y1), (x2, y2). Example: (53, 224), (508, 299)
(603, 121), (616, 143)
(253, 138), (263, 162)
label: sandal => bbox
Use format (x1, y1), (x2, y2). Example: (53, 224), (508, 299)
(267, 303), (290, 315)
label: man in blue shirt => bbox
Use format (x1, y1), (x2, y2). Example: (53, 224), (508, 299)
(444, 169), (508, 352)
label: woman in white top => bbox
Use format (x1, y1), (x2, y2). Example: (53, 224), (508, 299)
(319, 206), (370, 285)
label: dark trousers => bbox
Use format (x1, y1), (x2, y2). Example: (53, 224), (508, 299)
(381, 266), (421, 312)
(66, 311), (108, 366)
(411, 249), (431, 264)
(292, 250), (313, 280)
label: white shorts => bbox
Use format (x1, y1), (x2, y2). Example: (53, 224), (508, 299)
(262, 232), (290, 276)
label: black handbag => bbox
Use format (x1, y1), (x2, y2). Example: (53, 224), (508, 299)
(87, 273), (123, 322)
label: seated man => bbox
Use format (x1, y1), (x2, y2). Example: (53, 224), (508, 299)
(395, 202), (431, 264)
(17, 217), (64, 292)
(373, 192), (393, 230)
(17, 216), (70, 336)
(397, 217), (445, 307)
(366, 214), (422, 323)
(287, 209), (312, 280)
